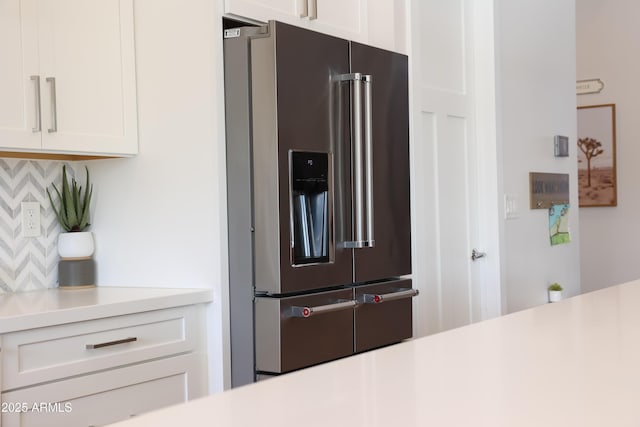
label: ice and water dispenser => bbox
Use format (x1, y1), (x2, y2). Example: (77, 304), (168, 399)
(291, 151), (330, 265)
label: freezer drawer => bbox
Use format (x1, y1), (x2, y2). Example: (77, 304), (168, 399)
(354, 279), (416, 353)
(255, 288), (355, 374)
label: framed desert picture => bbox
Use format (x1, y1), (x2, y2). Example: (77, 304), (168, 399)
(577, 104), (617, 207)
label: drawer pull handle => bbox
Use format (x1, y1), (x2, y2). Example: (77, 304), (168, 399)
(290, 300), (356, 318)
(86, 337), (137, 349)
(360, 288), (419, 304)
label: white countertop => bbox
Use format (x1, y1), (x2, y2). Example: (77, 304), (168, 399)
(109, 279), (640, 427)
(0, 286), (213, 333)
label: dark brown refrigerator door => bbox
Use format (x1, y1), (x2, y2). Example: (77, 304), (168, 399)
(354, 279), (416, 352)
(350, 43), (412, 283)
(251, 21), (353, 295)
(255, 288), (355, 373)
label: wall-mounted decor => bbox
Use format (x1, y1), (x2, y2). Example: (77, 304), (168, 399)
(576, 78), (604, 95)
(529, 172), (570, 209)
(549, 203), (570, 245)
(577, 104), (617, 207)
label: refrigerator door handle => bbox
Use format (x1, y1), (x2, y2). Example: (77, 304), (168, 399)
(338, 73), (374, 249)
(360, 288), (419, 304)
(363, 74), (374, 248)
(289, 300), (357, 318)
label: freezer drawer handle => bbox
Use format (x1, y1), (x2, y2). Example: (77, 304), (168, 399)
(86, 337), (137, 349)
(290, 300), (357, 318)
(337, 72), (375, 249)
(361, 289), (419, 304)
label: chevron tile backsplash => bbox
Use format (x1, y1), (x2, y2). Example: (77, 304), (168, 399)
(0, 159), (79, 293)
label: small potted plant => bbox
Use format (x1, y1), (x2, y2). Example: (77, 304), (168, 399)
(47, 165), (94, 258)
(548, 283), (563, 303)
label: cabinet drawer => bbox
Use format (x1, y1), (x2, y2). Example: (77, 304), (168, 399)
(354, 279), (415, 352)
(2, 306), (203, 390)
(1, 352), (206, 427)
(255, 288), (354, 374)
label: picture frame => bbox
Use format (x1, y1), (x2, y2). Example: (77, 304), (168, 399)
(577, 104), (617, 207)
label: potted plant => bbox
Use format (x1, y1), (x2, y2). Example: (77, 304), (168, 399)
(548, 283), (563, 303)
(47, 165), (94, 258)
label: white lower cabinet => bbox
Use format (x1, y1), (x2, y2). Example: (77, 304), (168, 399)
(0, 304), (208, 427)
(2, 353), (205, 427)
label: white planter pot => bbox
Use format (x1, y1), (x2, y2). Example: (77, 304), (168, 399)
(548, 290), (562, 303)
(58, 231), (94, 259)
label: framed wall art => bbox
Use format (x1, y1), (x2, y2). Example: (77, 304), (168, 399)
(577, 104), (617, 207)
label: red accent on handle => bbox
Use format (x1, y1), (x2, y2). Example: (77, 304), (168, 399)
(302, 307), (311, 317)
(373, 295), (382, 303)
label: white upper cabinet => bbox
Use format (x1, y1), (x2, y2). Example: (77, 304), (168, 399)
(0, 0), (138, 157)
(226, 0), (375, 47)
(0, 0), (41, 151)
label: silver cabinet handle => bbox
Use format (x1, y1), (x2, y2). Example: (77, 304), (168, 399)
(46, 77), (57, 133)
(471, 248), (486, 261)
(338, 73), (374, 249)
(297, 0), (308, 17)
(360, 289), (419, 304)
(290, 300), (356, 318)
(30, 75), (41, 132)
(86, 337), (137, 349)
(308, 0), (317, 20)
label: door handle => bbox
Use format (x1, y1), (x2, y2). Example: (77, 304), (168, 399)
(290, 300), (356, 318)
(30, 75), (41, 132)
(360, 288), (419, 304)
(363, 74), (374, 247)
(338, 73), (375, 249)
(471, 249), (486, 261)
(46, 77), (57, 133)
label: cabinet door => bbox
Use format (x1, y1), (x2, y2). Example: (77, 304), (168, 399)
(1, 353), (206, 427)
(38, 0), (138, 155)
(367, 0), (407, 53)
(307, 0), (367, 43)
(225, 0), (367, 43)
(225, 0), (303, 26)
(0, 0), (41, 150)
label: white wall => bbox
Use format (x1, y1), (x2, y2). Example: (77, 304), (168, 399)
(576, 1), (640, 293)
(495, 0), (581, 312)
(88, 0), (229, 392)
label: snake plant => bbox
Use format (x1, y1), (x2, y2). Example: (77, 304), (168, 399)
(47, 165), (93, 232)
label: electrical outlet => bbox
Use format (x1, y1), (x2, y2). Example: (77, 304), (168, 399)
(21, 202), (41, 237)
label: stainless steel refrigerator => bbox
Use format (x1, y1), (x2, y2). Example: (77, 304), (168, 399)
(224, 20), (415, 387)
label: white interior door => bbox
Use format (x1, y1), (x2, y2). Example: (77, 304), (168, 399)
(410, 0), (502, 336)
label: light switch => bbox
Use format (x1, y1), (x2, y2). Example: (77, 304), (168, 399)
(504, 194), (519, 220)
(554, 135), (569, 157)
